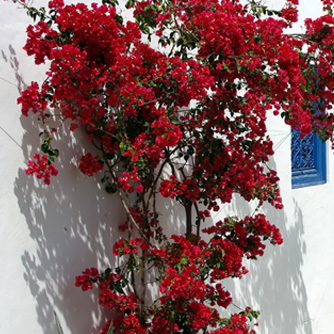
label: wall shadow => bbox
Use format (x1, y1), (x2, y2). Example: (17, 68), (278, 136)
(221, 177), (312, 333)
(6, 39), (313, 334)
(3, 43), (126, 334)
(16, 114), (126, 334)
(154, 150), (313, 333)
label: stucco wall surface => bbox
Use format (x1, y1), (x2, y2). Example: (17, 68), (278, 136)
(0, 1), (333, 333)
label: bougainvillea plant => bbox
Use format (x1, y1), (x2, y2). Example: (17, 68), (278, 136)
(9, 0), (334, 332)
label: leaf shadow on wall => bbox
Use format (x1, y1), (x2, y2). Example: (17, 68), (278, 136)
(222, 185), (312, 333)
(154, 150), (312, 334)
(7, 48), (128, 334)
(7, 40), (312, 334)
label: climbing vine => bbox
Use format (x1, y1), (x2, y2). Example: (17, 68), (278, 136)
(9, 0), (334, 332)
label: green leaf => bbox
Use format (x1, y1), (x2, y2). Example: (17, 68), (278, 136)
(102, 0), (119, 5)
(54, 312), (64, 334)
(222, 63), (231, 73)
(48, 149), (55, 156)
(92, 129), (105, 138)
(44, 93), (53, 101)
(106, 321), (114, 334)
(105, 184), (117, 194)
(115, 14), (123, 25)
(103, 268), (111, 279)
(125, 0), (136, 9)
(103, 153), (115, 160)
(120, 142), (129, 154)
(41, 143), (49, 153)
(143, 5), (151, 13)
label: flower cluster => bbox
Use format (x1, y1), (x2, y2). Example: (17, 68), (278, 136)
(76, 222), (268, 333)
(25, 154), (58, 185)
(12, 0), (334, 332)
(17, 82), (48, 117)
(79, 153), (104, 177)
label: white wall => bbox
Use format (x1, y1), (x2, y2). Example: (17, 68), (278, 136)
(223, 112), (334, 334)
(0, 2), (126, 333)
(0, 1), (333, 333)
(226, 2), (334, 333)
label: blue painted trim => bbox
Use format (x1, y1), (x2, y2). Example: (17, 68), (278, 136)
(291, 132), (326, 189)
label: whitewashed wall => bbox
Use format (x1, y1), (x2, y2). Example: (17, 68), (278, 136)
(0, 1), (333, 333)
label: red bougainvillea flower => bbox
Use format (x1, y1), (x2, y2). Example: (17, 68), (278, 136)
(79, 153), (104, 177)
(15, 0), (334, 333)
(25, 154), (58, 185)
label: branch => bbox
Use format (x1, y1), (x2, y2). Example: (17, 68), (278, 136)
(118, 189), (152, 247)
